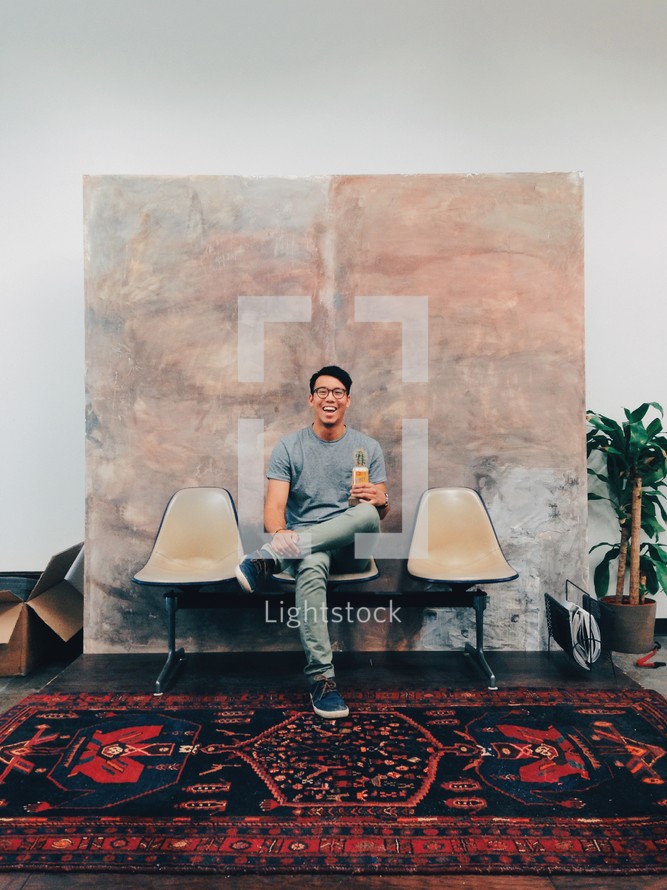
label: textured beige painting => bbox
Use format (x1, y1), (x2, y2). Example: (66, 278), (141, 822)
(84, 174), (585, 655)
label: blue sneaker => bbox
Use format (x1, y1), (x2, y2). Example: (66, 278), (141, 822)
(309, 676), (349, 719)
(235, 549), (277, 593)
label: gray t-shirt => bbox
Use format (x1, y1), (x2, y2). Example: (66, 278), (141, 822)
(267, 425), (387, 529)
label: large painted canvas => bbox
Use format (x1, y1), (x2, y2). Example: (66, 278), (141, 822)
(84, 174), (585, 655)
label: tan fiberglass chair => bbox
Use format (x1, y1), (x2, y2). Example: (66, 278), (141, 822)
(407, 487), (518, 688)
(133, 487), (243, 694)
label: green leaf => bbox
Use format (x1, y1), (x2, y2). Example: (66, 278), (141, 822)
(642, 515), (665, 538)
(589, 541), (618, 553)
(592, 545), (621, 598)
(657, 499), (667, 524)
(640, 557), (659, 596)
(652, 559), (667, 594)
(587, 468), (609, 483)
(593, 553), (613, 599)
(646, 417), (663, 438)
(645, 542), (667, 564)
(626, 403), (651, 423)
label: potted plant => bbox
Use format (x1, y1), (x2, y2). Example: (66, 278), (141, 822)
(587, 402), (667, 652)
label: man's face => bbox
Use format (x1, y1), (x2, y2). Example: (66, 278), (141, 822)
(308, 374), (351, 428)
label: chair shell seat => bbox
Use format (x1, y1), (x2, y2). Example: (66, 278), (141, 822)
(407, 487), (517, 585)
(272, 557), (380, 585)
(133, 487), (242, 586)
(133, 553), (238, 585)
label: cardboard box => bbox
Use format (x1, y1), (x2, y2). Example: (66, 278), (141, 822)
(0, 543), (84, 676)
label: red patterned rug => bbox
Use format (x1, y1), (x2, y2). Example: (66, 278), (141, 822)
(0, 686), (666, 875)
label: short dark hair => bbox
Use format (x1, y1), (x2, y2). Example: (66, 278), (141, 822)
(309, 365), (352, 394)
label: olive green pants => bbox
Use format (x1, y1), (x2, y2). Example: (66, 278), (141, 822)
(268, 502), (380, 681)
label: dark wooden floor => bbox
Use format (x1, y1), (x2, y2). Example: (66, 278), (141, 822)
(2, 648), (666, 890)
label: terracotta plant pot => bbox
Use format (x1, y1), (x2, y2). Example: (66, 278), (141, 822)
(601, 597), (657, 654)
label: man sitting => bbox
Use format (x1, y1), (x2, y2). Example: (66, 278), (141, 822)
(236, 365), (389, 719)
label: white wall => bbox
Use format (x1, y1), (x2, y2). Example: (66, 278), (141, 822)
(2, 1), (666, 607)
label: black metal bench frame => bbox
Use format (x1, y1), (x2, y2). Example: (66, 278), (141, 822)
(152, 558), (498, 695)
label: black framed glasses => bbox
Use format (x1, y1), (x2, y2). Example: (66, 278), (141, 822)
(313, 386), (347, 399)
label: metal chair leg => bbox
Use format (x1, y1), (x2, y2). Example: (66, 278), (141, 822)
(154, 593), (185, 696)
(464, 591), (498, 690)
